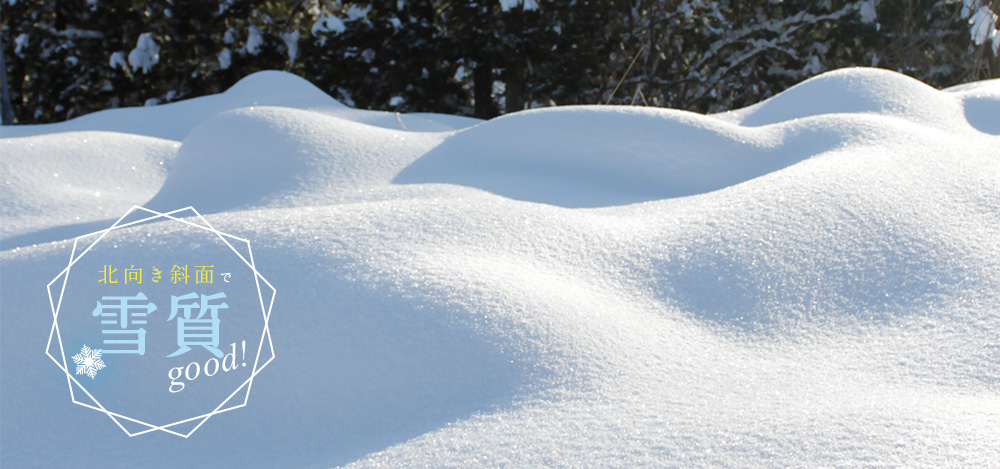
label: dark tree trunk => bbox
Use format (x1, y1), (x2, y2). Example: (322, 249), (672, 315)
(1, 38), (13, 125)
(473, 62), (496, 118)
(504, 7), (525, 113)
(505, 54), (524, 113)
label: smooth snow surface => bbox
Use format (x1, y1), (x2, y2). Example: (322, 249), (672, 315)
(2, 68), (999, 467)
(0, 71), (479, 141)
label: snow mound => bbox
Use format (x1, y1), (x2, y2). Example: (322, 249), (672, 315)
(397, 106), (791, 207)
(216, 70), (346, 108)
(0, 131), (178, 244)
(145, 106), (444, 213)
(396, 75), (983, 207)
(0, 71), (478, 141)
(945, 78), (1000, 135)
(725, 67), (968, 129)
(2, 67), (999, 467)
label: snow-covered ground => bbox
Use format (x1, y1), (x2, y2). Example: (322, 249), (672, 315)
(1, 68), (998, 467)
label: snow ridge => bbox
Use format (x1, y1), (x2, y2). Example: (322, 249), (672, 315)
(2, 68), (999, 467)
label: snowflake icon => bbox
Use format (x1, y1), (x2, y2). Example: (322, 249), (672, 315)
(72, 345), (106, 379)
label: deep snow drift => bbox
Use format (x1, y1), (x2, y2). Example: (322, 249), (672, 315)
(1, 68), (998, 467)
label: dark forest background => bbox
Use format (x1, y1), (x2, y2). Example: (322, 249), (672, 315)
(2, 0), (998, 125)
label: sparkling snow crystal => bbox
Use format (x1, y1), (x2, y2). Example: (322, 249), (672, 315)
(72, 345), (106, 379)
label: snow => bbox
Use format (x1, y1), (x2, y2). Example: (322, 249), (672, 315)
(0, 71), (480, 141)
(962, 0), (979, 18)
(313, 16), (346, 36)
(109, 51), (127, 69)
(969, 5), (1000, 53)
(346, 4), (370, 20)
(13, 33), (28, 54)
(718, 68), (968, 128)
(1, 131), (178, 242)
(245, 26), (263, 55)
(859, 0), (876, 24)
(218, 48), (232, 70)
(947, 78), (1000, 134)
(280, 31), (300, 66)
(127, 32), (160, 74)
(963, 1), (1000, 53)
(2, 68), (1000, 467)
(499, 0), (539, 12)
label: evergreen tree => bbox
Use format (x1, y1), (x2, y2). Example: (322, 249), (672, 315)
(304, 0), (468, 114)
(2, 0), (998, 124)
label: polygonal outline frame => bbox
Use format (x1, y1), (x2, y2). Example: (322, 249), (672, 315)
(45, 206), (275, 438)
